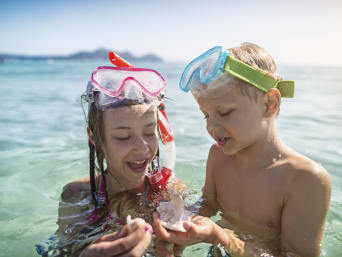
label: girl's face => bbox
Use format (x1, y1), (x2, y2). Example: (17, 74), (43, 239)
(102, 104), (159, 191)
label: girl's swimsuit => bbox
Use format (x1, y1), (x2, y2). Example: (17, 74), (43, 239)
(36, 173), (169, 257)
(86, 177), (114, 224)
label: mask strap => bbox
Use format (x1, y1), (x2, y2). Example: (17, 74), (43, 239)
(275, 80), (295, 98)
(224, 55), (295, 98)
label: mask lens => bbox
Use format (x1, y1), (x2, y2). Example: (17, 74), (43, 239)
(179, 59), (201, 92)
(198, 49), (220, 79)
(88, 67), (166, 111)
(179, 46), (223, 92)
(92, 67), (165, 97)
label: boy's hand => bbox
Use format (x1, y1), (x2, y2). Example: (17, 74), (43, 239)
(155, 238), (185, 257)
(153, 212), (218, 246)
(81, 220), (153, 257)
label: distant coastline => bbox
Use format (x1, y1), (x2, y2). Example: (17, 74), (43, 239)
(0, 48), (163, 63)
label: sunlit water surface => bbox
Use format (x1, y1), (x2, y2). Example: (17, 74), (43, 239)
(0, 60), (341, 257)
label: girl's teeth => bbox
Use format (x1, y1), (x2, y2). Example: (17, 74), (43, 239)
(128, 160), (148, 173)
(132, 160), (145, 164)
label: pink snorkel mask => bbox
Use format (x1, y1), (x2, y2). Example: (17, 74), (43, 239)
(85, 52), (166, 111)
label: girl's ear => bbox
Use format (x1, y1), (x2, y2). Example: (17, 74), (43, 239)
(87, 127), (96, 146)
(263, 88), (281, 118)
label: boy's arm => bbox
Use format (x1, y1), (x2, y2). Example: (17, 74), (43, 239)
(280, 164), (331, 257)
(153, 213), (273, 257)
(199, 145), (221, 217)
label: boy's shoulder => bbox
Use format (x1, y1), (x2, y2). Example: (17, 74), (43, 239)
(207, 144), (234, 170)
(283, 150), (331, 194)
(208, 144), (232, 161)
(207, 143), (330, 187)
(61, 177), (91, 203)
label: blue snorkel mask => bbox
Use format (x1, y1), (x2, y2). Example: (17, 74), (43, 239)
(179, 46), (295, 98)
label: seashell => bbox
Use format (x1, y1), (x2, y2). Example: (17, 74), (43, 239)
(126, 215), (145, 234)
(157, 195), (192, 232)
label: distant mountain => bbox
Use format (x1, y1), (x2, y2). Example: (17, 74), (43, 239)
(0, 48), (163, 63)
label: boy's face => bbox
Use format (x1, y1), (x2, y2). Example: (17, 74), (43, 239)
(196, 86), (267, 156)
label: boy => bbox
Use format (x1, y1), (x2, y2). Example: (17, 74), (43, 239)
(153, 43), (331, 257)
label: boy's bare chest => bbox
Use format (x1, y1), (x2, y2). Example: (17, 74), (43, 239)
(214, 167), (286, 234)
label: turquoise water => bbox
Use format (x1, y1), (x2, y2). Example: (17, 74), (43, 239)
(0, 60), (341, 257)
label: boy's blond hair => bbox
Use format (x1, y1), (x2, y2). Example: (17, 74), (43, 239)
(229, 42), (282, 100)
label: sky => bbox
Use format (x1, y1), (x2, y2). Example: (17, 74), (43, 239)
(1, 0), (342, 66)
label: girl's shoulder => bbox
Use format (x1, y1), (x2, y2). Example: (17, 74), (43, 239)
(61, 177), (91, 203)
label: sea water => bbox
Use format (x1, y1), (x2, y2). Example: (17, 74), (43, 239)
(0, 59), (341, 257)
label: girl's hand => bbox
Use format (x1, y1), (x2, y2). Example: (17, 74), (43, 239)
(153, 212), (218, 246)
(81, 219), (153, 257)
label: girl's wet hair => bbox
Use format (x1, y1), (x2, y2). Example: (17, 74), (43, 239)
(88, 103), (108, 207)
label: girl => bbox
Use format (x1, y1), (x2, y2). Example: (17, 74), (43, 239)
(38, 58), (184, 257)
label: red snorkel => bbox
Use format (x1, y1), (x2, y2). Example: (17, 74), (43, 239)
(108, 51), (175, 197)
(109, 51), (133, 68)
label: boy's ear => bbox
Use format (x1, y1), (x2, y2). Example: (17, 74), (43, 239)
(263, 88), (281, 118)
(87, 127), (96, 146)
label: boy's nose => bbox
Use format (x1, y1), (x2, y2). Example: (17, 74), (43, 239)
(206, 118), (220, 132)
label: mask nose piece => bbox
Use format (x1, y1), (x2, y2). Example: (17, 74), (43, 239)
(123, 80), (144, 101)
